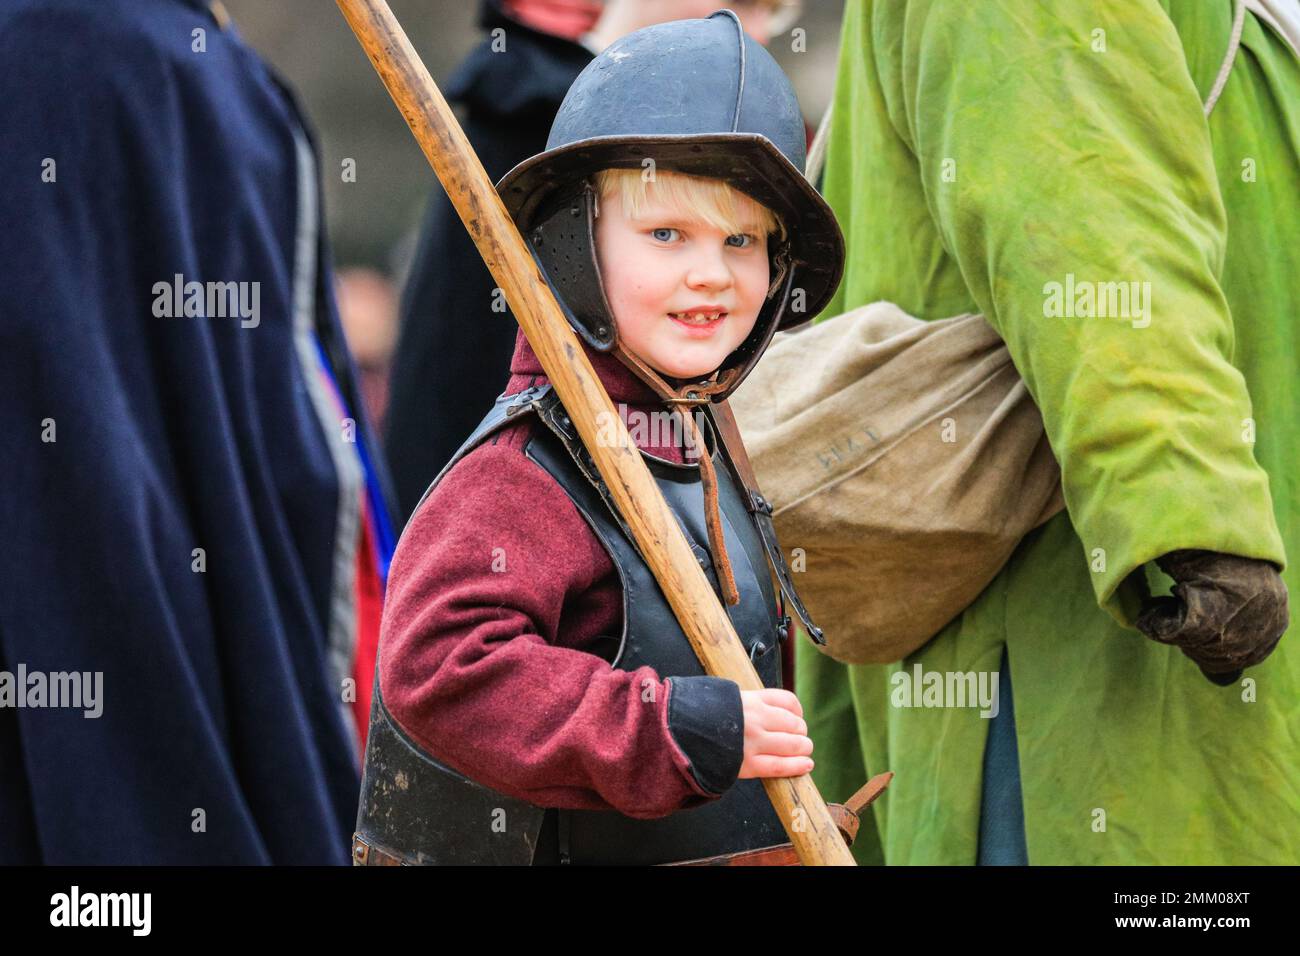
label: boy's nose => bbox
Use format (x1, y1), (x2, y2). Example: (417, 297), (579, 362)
(685, 248), (734, 292)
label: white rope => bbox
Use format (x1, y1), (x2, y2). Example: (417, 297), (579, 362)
(805, 100), (834, 188)
(1204, 0), (1247, 115)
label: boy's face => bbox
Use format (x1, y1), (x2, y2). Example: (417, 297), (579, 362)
(593, 185), (769, 381)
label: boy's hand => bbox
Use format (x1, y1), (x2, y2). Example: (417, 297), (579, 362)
(738, 688), (814, 779)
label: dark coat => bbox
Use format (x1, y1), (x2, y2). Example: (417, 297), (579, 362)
(383, 0), (594, 519)
(0, 0), (392, 863)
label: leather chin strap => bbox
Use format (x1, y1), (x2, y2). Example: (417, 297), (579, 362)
(613, 346), (744, 606)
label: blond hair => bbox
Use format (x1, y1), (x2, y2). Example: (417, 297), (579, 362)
(592, 167), (786, 244)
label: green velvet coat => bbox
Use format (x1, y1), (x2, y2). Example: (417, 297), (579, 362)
(801, 0), (1299, 864)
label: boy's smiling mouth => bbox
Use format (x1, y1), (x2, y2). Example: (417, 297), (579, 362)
(668, 306), (729, 332)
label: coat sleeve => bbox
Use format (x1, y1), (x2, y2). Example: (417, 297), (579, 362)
(872, 0), (1286, 624)
(377, 439), (745, 818)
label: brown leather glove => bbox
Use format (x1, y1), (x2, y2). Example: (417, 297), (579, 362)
(1136, 550), (1289, 686)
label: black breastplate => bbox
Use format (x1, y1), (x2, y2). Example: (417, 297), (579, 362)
(356, 384), (809, 865)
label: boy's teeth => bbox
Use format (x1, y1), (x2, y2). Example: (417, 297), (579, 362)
(672, 312), (724, 323)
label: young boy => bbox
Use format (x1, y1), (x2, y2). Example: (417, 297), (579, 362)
(355, 10), (844, 866)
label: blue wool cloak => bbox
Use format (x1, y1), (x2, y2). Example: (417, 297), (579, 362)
(0, 0), (392, 864)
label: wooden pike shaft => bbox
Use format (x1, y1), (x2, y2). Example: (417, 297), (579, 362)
(335, 0), (855, 867)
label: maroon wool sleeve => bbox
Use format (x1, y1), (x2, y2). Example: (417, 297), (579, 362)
(378, 425), (722, 819)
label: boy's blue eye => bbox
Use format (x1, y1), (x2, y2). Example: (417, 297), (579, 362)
(651, 227), (679, 242)
(726, 234), (755, 248)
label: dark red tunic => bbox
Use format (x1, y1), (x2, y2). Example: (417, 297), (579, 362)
(379, 329), (747, 818)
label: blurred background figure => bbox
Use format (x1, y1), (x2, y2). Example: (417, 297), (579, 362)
(0, 0), (394, 864)
(382, 0), (805, 520)
(336, 267), (400, 432)
(583, 0), (802, 48)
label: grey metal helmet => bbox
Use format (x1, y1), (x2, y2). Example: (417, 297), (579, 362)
(495, 8), (844, 403)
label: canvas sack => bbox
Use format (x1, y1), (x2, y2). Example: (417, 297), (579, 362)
(728, 302), (1065, 664)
